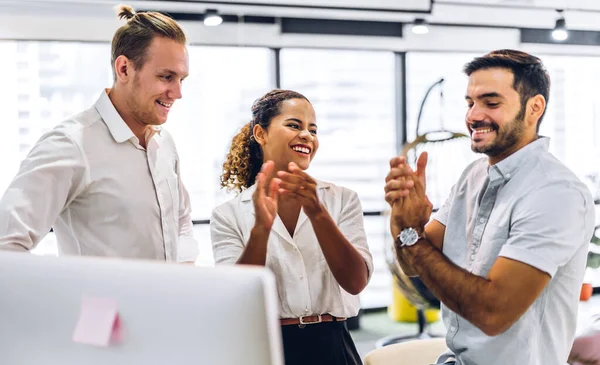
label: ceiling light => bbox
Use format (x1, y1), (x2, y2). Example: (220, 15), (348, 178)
(412, 18), (429, 35)
(551, 10), (568, 41)
(203, 9), (222, 27)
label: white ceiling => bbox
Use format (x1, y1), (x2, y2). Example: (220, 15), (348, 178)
(431, 0), (600, 30)
(180, 0), (432, 12)
(436, 0), (600, 11)
(3, 0), (600, 30)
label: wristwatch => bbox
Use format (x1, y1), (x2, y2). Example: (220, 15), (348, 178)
(396, 227), (425, 247)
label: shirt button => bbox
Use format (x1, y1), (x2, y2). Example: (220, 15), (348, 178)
(450, 326), (456, 332)
(479, 218), (485, 223)
(299, 275), (304, 279)
(305, 308), (309, 312)
(506, 173), (511, 179)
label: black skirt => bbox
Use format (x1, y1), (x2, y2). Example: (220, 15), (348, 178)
(280, 321), (362, 365)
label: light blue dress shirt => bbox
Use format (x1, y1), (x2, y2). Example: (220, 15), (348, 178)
(433, 137), (595, 365)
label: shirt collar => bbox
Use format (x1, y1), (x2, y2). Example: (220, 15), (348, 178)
(94, 88), (162, 145)
(489, 136), (550, 182)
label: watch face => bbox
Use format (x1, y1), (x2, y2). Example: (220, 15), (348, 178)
(399, 228), (419, 246)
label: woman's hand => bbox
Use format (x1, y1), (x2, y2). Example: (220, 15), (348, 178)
(252, 161), (280, 232)
(277, 162), (324, 217)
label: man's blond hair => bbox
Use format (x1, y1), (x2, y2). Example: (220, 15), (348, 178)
(111, 5), (186, 80)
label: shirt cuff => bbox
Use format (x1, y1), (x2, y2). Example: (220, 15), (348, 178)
(355, 248), (373, 281)
(432, 212), (448, 227)
(499, 245), (558, 277)
(177, 236), (199, 263)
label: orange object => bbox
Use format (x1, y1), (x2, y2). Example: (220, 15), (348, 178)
(580, 283), (593, 301)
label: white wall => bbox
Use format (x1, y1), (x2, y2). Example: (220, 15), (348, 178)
(1, 0), (600, 55)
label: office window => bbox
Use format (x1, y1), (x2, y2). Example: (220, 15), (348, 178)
(166, 46), (275, 220)
(0, 41), (111, 189)
(406, 53), (479, 140)
(16, 42), (28, 53)
(280, 48), (396, 212)
(362, 215), (394, 308)
(538, 56), (600, 199)
(406, 52), (481, 209)
(280, 49), (397, 308)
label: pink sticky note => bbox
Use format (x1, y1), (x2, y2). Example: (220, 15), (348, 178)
(72, 296), (122, 347)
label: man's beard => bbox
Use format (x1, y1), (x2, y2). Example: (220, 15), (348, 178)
(128, 75), (160, 126)
(471, 106), (526, 157)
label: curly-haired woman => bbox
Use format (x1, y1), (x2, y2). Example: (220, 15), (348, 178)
(210, 89), (373, 365)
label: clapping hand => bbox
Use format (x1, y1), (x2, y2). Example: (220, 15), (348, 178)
(252, 161), (281, 232)
(277, 162), (324, 217)
(384, 153), (432, 238)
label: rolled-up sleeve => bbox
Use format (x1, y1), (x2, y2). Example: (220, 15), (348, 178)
(210, 205), (245, 265)
(499, 183), (595, 277)
(0, 131), (88, 251)
(338, 189), (373, 280)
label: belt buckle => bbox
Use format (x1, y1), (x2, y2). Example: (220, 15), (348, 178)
(299, 314), (322, 325)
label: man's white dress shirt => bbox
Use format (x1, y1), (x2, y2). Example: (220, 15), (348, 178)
(211, 181), (373, 318)
(0, 89), (198, 262)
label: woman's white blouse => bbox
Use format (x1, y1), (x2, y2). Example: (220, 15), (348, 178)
(210, 181), (373, 319)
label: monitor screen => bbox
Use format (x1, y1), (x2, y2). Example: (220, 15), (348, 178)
(0, 252), (283, 365)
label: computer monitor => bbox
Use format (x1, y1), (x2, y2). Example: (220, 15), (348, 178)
(0, 252), (284, 365)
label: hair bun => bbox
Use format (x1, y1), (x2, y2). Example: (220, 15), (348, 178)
(116, 4), (136, 20)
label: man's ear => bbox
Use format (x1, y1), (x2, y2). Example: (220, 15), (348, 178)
(527, 94), (546, 128)
(114, 55), (133, 83)
(253, 124), (267, 146)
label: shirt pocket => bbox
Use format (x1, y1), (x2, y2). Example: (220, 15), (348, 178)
(166, 176), (180, 223)
(475, 222), (510, 275)
(481, 221), (509, 242)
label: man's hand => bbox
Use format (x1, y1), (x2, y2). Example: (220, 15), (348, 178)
(384, 153), (432, 238)
(252, 161), (280, 232)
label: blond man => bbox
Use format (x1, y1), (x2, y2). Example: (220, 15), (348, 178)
(0, 5), (198, 263)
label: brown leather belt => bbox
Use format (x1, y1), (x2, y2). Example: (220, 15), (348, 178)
(280, 314), (346, 326)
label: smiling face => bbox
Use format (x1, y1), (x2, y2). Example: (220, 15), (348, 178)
(254, 98), (318, 172)
(465, 67), (537, 164)
(123, 36), (189, 126)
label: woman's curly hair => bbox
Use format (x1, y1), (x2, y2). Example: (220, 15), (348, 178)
(220, 89), (310, 193)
